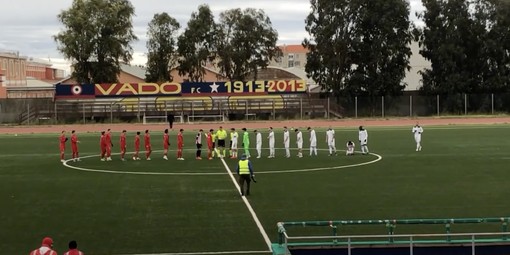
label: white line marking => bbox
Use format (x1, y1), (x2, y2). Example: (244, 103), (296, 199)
(118, 250), (271, 255)
(62, 149), (382, 176)
(216, 149), (273, 251)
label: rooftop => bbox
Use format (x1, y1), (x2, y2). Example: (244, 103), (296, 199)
(279, 44), (309, 54)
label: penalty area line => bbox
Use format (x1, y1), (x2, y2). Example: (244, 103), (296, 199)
(216, 149), (273, 251)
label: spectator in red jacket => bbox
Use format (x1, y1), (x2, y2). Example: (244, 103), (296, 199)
(63, 240), (83, 255)
(30, 237), (57, 255)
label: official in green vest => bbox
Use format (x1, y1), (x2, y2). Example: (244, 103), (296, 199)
(236, 154), (254, 196)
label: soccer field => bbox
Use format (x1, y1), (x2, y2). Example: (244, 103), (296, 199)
(1, 124), (509, 254)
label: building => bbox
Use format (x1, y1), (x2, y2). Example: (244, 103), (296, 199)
(26, 58), (65, 82)
(404, 41), (430, 91)
(60, 63), (146, 84)
(270, 44), (309, 69)
(0, 51), (68, 99)
(0, 51), (27, 86)
(169, 66), (227, 83)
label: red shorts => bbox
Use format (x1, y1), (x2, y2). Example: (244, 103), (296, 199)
(72, 145), (78, 152)
(135, 146), (140, 152)
(60, 145), (65, 152)
(164, 144), (169, 150)
(100, 146), (106, 153)
(177, 143), (183, 149)
(120, 144), (126, 152)
(145, 145), (151, 151)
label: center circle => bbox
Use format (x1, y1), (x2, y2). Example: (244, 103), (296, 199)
(62, 148), (382, 175)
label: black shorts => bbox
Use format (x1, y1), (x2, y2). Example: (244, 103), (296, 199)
(218, 139), (226, 148)
(229, 141), (233, 148)
(196, 144), (202, 149)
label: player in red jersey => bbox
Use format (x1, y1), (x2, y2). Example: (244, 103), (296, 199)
(105, 128), (113, 161)
(59, 130), (68, 162)
(132, 131), (141, 160)
(119, 130), (127, 161)
(144, 129), (152, 160)
(207, 129), (214, 160)
(100, 131), (107, 161)
(71, 130), (80, 162)
(163, 129), (170, 160)
(177, 129), (184, 160)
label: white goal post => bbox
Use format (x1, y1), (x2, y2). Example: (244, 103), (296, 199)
(142, 114), (184, 125)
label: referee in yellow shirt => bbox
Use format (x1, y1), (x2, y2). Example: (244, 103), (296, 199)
(216, 126), (228, 158)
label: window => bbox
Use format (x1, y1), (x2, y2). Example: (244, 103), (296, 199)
(288, 61), (294, 68)
(294, 61), (301, 67)
(295, 54), (300, 60)
(288, 53), (294, 60)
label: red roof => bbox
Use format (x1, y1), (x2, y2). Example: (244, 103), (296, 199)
(278, 45), (309, 54)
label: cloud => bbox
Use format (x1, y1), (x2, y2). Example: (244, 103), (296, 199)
(0, 0), (425, 70)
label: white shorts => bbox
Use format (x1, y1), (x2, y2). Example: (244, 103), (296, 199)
(414, 136), (421, 143)
(310, 143), (317, 147)
(269, 142), (275, 148)
(231, 141), (238, 149)
(297, 142), (303, 149)
(256, 143), (262, 149)
(284, 143), (290, 148)
(328, 141), (335, 147)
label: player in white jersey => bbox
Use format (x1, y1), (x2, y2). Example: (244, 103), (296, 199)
(358, 126), (369, 155)
(283, 126), (290, 158)
(308, 127), (317, 156)
(412, 123), (423, 151)
(230, 128), (239, 158)
(326, 128), (337, 156)
(267, 127), (275, 158)
(346, 141), (355, 155)
(255, 129), (262, 158)
(295, 129), (303, 158)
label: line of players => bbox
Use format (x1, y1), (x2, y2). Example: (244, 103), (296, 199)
(58, 125), (381, 162)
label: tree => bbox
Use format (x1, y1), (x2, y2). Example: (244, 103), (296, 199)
(416, 0), (482, 95)
(473, 0), (510, 93)
(177, 4), (216, 82)
(54, 0), (137, 84)
(216, 8), (280, 81)
(304, 0), (412, 105)
(145, 13), (180, 83)
(348, 0), (413, 98)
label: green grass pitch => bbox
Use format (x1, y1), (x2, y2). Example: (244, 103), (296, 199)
(1, 125), (509, 254)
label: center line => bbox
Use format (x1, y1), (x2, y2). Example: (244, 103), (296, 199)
(216, 151), (272, 251)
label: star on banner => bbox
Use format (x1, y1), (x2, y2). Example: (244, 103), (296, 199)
(209, 82), (219, 93)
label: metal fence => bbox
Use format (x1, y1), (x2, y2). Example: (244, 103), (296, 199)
(337, 93), (510, 118)
(1, 93), (509, 124)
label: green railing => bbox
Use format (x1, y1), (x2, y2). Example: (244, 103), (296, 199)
(275, 217), (510, 255)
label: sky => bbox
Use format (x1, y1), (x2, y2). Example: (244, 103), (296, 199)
(0, 0), (425, 73)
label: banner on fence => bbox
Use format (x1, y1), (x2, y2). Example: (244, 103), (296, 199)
(54, 80), (307, 99)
